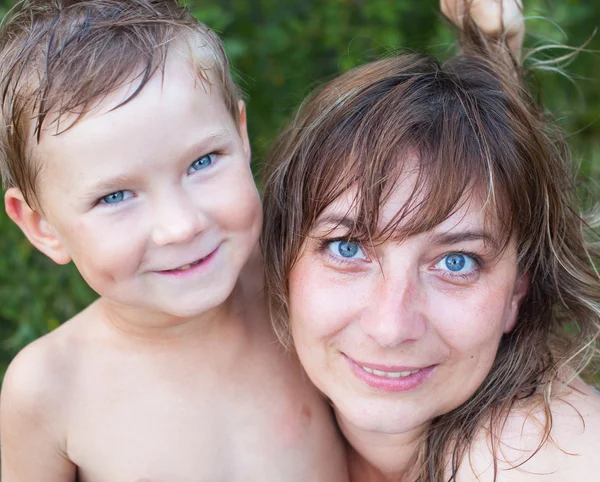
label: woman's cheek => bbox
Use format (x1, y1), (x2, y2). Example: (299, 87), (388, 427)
(430, 292), (510, 357)
(290, 260), (365, 342)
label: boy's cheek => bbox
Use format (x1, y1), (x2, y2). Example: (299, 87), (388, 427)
(206, 169), (262, 231)
(66, 224), (141, 275)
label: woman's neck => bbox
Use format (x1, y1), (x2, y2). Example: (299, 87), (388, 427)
(337, 412), (428, 482)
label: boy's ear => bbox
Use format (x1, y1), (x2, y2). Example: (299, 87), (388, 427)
(237, 100), (251, 164)
(4, 188), (71, 265)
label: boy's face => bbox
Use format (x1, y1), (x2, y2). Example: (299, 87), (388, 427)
(29, 54), (262, 319)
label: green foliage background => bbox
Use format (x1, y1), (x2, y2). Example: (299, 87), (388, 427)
(0, 0), (599, 382)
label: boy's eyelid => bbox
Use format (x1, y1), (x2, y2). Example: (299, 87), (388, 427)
(188, 135), (233, 162)
(187, 152), (220, 175)
(178, 131), (230, 161)
(191, 151), (217, 164)
(83, 177), (135, 202)
(94, 189), (135, 207)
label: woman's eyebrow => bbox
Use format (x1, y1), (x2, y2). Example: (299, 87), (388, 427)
(314, 214), (356, 232)
(315, 216), (500, 251)
(429, 230), (499, 250)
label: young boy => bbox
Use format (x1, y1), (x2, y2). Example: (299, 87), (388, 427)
(0, 1), (524, 481)
(0, 1), (348, 480)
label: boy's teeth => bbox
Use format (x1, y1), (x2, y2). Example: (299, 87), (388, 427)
(172, 255), (207, 271)
(361, 366), (419, 378)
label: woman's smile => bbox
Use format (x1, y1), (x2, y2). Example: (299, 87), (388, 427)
(343, 354), (437, 392)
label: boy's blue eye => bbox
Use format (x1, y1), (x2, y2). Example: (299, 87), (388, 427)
(188, 153), (216, 173)
(436, 253), (476, 273)
(100, 190), (133, 205)
(328, 240), (367, 260)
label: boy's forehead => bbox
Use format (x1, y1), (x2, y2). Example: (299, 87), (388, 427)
(37, 48), (222, 139)
(31, 53), (238, 194)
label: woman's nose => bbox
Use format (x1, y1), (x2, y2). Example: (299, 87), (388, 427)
(360, 271), (427, 348)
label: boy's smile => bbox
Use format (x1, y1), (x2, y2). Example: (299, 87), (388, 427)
(30, 49), (262, 322)
(154, 244), (221, 275)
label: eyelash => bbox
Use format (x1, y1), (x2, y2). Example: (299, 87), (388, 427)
(433, 249), (483, 282)
(317, 238), (485, 279)
(187, 151), (220, 175)
(96, 190), (133, 207)
(317, 237), (369, 267)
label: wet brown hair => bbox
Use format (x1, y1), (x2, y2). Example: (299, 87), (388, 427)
(0, 0), (241, 209)
(261, 15), (600, 482)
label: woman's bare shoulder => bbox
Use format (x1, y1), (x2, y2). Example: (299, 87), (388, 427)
(455, 379), (600, 481)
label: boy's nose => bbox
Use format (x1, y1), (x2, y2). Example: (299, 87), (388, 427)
(360, 271), (427, 348)
(151, 193), (205, 246)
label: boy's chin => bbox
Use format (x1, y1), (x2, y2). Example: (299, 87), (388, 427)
(98, 282), (237, 324)
(150, 289), (236, 320)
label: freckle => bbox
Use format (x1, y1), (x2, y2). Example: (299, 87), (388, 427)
(301, 405), (312, 423)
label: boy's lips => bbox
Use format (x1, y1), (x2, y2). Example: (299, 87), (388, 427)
(155, 244), (221, 274)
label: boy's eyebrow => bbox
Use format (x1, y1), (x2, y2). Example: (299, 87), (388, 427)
(195, 130), (231, 145)
(175, 130), (233, 161)
(81, 174), (137, 198)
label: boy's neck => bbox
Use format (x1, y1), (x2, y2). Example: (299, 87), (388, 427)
(97, 293), (238, 343)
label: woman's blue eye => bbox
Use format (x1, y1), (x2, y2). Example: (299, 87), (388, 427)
(100, 190), (133, 205)
(188, 153), (216, 173)
(328, 240), (367, 260)
(436, 253), (477, 273)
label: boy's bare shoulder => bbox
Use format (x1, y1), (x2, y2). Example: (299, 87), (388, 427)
(455, 380), (600, 481)
(1, 306), (92, 419)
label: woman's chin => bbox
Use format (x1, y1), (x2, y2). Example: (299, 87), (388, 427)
(334, 399), (431, 437)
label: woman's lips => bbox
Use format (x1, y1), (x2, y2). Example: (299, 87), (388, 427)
(344, 354), (436, 392)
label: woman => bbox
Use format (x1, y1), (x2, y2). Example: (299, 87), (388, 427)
(261, 7), (600, 482)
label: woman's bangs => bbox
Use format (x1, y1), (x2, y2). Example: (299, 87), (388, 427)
(308, 123), (514, 255)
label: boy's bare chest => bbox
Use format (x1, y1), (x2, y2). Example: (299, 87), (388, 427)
(65, 346), (345, 482)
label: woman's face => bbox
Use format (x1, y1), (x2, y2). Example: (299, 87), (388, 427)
(288, 176), (528, 437)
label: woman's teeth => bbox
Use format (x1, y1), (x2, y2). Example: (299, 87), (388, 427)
(361, 366), (420, 378)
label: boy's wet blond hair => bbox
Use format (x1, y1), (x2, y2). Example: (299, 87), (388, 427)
(0, 0), (242, 210)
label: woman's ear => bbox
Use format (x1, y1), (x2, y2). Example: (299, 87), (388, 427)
(503, 271), (530, 334)
(237, 100), (251, 164)
(5, 188), (71, 265)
